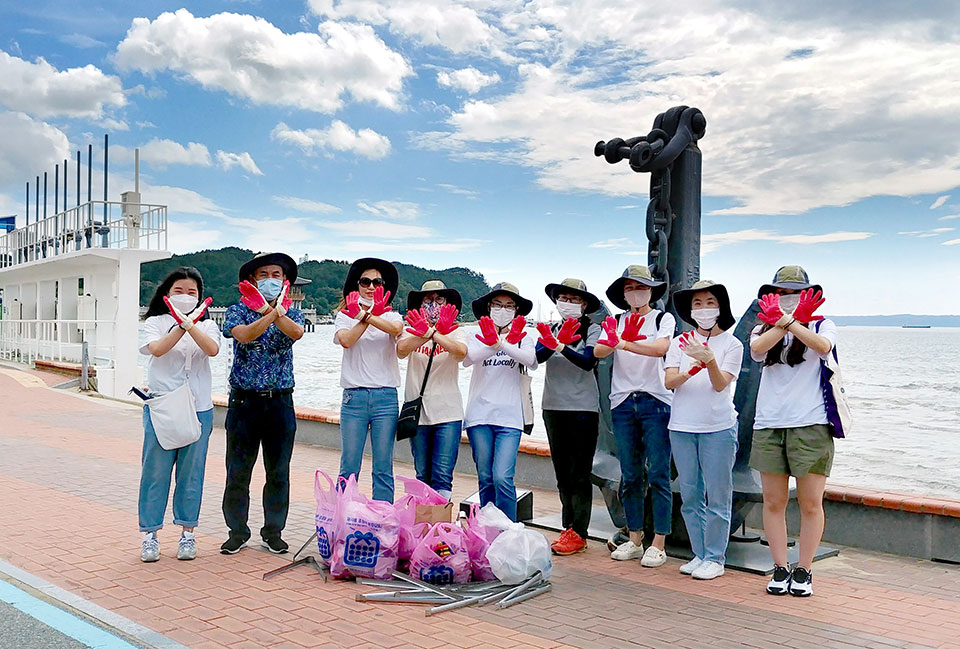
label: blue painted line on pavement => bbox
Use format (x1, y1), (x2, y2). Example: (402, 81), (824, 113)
(0, 579), (140, 649)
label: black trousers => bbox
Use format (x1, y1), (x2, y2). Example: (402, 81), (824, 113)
(222, 390), (297, 541)
(542, 410), (600, 538)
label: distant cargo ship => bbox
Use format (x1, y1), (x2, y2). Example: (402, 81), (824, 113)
(902, 324), (931, 328)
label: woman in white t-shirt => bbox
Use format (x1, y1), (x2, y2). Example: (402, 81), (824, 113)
(334, 258), (404, 503)
(397, 280), (467, 500)
(664, 281), (744, 581)
(748, 265), (835, 598)
(138, 267), (221, 563)
(593, 265), (675, 568)
(463, 282), (538, 522)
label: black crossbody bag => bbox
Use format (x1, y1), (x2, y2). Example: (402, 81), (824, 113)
(396, 341), (438, 441)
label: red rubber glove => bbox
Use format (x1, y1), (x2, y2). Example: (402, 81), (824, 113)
(536, 322), (560, 350)
(475, 316), (499, 346)
(187, 297), (213, 323)
(505, 315), (527, 344)
(435, 304), (459, 335)
(239, 280), (270, 314)
(757, 293), (785, 326)
(557, 317), (582, 345)
(597, 316), (622, 348)
(341, 291), (362, 319)
(163, 296), (194, 331)
(621, 313), (647, 342)
(688, 362), (706, 377)
(371, 285), (392, 316)
(793, 288), (825, 323)
(274, 281), (292, 317)
(405, 308), (430, 337)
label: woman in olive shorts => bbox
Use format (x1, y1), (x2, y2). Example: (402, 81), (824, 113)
(749, 265), (836, 598)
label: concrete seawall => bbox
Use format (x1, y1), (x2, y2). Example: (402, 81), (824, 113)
(212, 395), (960, 564)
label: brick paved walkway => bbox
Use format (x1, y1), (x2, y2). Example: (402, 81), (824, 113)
(1, 365), (958, 649)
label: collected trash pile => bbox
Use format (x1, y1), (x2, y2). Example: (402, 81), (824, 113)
(311, 470), (553, 613)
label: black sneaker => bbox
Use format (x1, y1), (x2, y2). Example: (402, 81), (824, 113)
(766, 564), (791, 595)
(789, 566), (813, 597)
(261, 537), (289, 554)
(220, 535), (248, 555)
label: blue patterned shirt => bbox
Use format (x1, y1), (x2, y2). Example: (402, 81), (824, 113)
(223, 303), (304, 390)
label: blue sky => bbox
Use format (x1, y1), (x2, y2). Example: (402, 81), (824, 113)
(1, 0), (959, 316)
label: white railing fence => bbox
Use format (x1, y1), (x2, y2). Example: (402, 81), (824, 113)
(0, 319), (115, 367)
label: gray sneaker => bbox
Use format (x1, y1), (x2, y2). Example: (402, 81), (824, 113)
(177, 533), (197, 561)
(141, 532), (160, 563)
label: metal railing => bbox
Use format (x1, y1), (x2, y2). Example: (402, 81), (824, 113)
(0, 201), (167, 269)
(0, 318), (115, 367)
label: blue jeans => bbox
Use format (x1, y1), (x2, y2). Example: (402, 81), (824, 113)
(611, 392), (672, 535)
(670, 426), (738, 564)
(410, 420), (462, 498)
(339, 387), (398, 502)
(466, 425), (522, 521)
(139, 407), (214, 532)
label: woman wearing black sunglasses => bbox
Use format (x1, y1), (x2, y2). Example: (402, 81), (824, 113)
(334, 258), (403, 502)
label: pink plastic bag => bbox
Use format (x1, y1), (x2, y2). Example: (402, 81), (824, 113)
(394, 476), (448, 561)
(329, 475), (400, 580)
(314, 470), (337, 566)
(409, 522), (472, 585)
(462, 503), (501, 581)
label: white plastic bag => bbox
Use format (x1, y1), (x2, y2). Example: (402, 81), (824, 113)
(485, 524), (552, 585)
(475, 503), (519, 532)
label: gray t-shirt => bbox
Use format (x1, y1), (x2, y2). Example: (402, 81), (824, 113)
(541, 322), (601, 413)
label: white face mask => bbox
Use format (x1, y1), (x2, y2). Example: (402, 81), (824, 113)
(624, 288), (651, 309)
(490, 306), (516, 328)
(779, 294), (800, 314)
(691, 307), (720, 330)
(168, 294), (198, 313)
(358, 295), (374, 307)
(556, 302), (583, 319)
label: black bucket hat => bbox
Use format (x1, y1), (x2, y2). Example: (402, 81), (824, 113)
(757, 265), (822, 299)
(544, 278), (602, 314)
(342, 257), (399, 300)
(674, 280), (736, 331)
(407, 279), (463, 312)
(605, 264), (667, 311)
(238, 252), (298, 284)
(471, 281), (533, 319)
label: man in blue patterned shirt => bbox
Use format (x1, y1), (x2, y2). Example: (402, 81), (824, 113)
(220, 252), (305, 555)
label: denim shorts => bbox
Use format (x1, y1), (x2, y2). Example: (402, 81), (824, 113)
(749, 424), (834, 477)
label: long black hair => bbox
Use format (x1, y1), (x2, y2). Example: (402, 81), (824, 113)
(758, 320), (807, 367)
(142, 266), (208, 321)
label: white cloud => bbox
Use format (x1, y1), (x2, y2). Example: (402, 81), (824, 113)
(0, 51), (125, 119)
(114, 9), (412, 113)
(938, 213), (960, 221)
(144, 184), (225, 217)
(59, 33), (106, 49)
(437, 67), (500, 94)
(98, 117), (129, 131)
(166, 219), (222, 253)
(930, 195), (950, 209)
(341, 239), (486, 252)
(436, 183), (479, 198)
(701, 229), (873, 254)
(897, 227), (955, 238)
(318, 219), (433, 239)
(114, 139), (212, 168)
(273, 195), (341, 214)
(216, 150), (263, 176)
(943, 238), (960, 246)
(0, 192), (19, 218)
(217, 213), (316, 251)
(271, 121), (390, 159)
(356, 200), (420, 220)
(589, 237), (635, 249)
(0, 111), (70, 187)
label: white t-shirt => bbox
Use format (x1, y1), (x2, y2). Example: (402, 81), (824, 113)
(665, 330), (743, 433)
(609, 310), (676, 409)
(139, 315), (221, 412)
(334, 311), (403, 389)
(463, 332), (538, 431)
(750, 319), (837, 429)
(401, 328), (466, 426)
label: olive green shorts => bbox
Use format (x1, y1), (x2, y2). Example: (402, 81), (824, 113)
(749, 424), (835, 477)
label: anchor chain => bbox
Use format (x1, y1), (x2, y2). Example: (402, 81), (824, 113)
(646, 165), (673, 306)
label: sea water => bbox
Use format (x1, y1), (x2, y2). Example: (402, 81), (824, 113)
(154, 324), (959, 499)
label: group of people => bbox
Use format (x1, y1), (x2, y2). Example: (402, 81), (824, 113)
(138, 251), (838, 598)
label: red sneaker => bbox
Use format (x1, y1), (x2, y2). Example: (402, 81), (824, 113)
(551, 528), (587, 555)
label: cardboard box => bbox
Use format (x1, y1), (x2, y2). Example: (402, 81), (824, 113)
(415, 502), (453, 525)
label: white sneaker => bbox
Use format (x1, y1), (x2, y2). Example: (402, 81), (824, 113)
(691, 561), (725, 580)
(140, 532), (159, 563)
(679, 556), (703, 575)
(177, 531), (197, 561)
(610, 540), (644, 561)
(640, 545), (667, 568)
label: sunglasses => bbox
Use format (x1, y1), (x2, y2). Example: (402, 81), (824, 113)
(358, 277), (385, 288)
